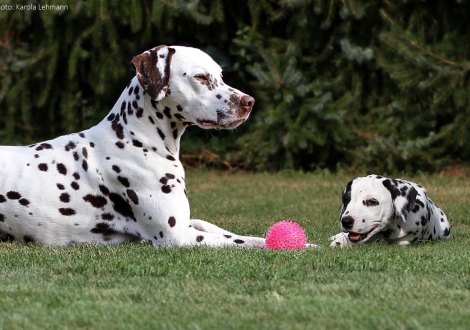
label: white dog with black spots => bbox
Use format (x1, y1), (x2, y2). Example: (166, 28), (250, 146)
(330, 175), (451, 247)
(0, 45), (268, 248)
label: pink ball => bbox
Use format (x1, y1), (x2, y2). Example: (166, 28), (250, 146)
(265, 220), (307, 250)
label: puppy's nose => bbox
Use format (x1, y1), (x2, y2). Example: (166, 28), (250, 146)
(341, 215), (354, 229)
(241, 95), (255, 108)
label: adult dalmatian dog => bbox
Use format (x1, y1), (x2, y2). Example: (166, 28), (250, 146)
(0, 45), (267, 248)
(330, 175), (451, 247)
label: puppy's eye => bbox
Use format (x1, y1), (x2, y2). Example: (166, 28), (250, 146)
(365, 199), (379, 207)
(194, 74), (211, 82)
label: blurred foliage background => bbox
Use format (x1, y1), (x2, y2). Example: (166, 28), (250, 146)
(1, 0), (469, 173)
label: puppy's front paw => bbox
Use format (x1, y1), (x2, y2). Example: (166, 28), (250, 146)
(330, 233), (352, 248)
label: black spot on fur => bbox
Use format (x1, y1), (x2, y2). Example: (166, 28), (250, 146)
(57, 184), (65, 190)
(65, 141), (76, 151)
(163, 107), (172, 119)
(73, 152), (79, 161)
(112, 165), (121, 173)
(0, 214), (4, 221)
(101, 213), (115, 221)
(118, 176), (130, 188)
(59, 208), (76, 216)
(126, 189), (139, 205)
(83, 194), (108, 208)
(116, 141), (125, 149)
(132, 139), (143, 148)
(59, 193), (70, 203)
(127, 102), (133, 115)
(71, 182), (80, 190)
(73, 172), (80, 180)
(136, 108), (144, 118)
(162, 185), (171, 194)
(176, 105), (183, 111)
(174, 113), (186, 121)
(234, 239), (245, 244)
(38, 163), (48, 171)
(82, 160), (88, 171)
(157, 128), (165, 140)
(91, 222), (117, 238)
(82, 147), (88, 159)
(35, 143), (53, 151)
(148, 116), (155, 124)
(107, 113), (115, 121)
(57, 163), (67, 175)
(168, 216), (176, 227)
(196, 235), (204, 242)
(166, 155), (176, 161)
(109, 193), (136, 222)
(156, 112), (163, 120)
(99, 185), (110, 196)
(6, 191), (21, 200)
(151, 99), (158, 109)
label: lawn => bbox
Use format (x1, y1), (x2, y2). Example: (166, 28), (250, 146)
(1, 170), (469, 329)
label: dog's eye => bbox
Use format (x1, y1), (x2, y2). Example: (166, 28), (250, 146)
(194, 74), (211, 82)
(365, 199), (379, 207)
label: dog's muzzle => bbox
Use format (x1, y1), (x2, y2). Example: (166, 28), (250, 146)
(341, 215), (379, 243)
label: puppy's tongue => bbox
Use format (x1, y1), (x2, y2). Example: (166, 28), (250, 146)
(348, 233), (362, 242)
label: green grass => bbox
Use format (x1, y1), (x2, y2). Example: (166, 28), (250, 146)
(1, 170), (469, 330)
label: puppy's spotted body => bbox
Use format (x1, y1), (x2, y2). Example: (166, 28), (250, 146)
(0, 45), (265, 248)
(330, 175), (450, 247)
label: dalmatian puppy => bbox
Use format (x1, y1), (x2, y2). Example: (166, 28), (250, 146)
(330, 175), (451, 247)
(0, 45), (267, 248)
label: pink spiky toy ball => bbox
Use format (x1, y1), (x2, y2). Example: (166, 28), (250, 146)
(265, 220), (307, 250)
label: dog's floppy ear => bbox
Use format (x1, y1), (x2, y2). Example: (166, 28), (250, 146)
(339, 178), (355, 220)
(131, 45), (176, 101)
(382, 179), (417, 222)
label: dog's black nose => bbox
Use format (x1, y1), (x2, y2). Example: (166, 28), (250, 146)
(341, 215), (354, 229)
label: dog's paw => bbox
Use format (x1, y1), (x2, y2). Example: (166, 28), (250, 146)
(330, 233), (352, 248)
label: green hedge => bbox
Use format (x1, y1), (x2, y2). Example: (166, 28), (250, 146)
(1, 0), (469, 172)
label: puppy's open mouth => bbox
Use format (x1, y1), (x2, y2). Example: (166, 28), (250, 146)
(348, 225), (379, 243)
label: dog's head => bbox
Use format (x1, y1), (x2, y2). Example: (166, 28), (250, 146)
(131, 45), (255, 130)
(338, 175), (418, 244)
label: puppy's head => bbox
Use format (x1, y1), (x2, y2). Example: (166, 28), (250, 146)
(132, 45), (255, 130)
(339, 175), (417, 244)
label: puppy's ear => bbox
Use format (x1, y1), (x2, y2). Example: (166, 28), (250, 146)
(339, 178), (355, 220)
(382, 179), (417, 222)
(131, 45), (176, 101)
